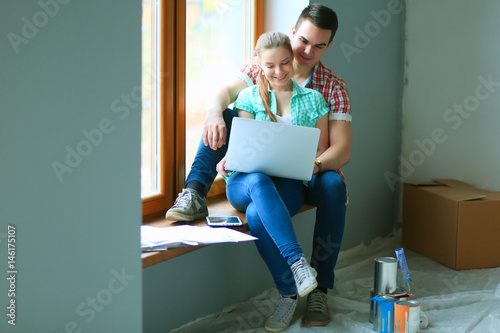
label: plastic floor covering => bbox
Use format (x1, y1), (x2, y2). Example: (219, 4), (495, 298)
(171, 231), (500, 333)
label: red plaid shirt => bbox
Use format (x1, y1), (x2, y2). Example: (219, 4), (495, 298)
(239, 59), (351, 207)
(239, 58), (352, 122)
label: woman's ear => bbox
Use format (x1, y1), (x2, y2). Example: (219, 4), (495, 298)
(257, 60), (264, 76)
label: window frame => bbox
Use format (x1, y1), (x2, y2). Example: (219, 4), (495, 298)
(142, 0), (265, 220)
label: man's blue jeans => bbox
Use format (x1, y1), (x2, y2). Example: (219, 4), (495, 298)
(185, 108), (347, 294)
(226, 172), (305, 296)
(185, 109), (237, 196)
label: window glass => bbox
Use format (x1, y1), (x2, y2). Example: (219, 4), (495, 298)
(185, 0), (251, 176)
(140, 0), (258, 206)
(141, 0), (160, 197)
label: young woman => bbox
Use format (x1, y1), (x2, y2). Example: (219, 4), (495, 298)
(216, 31), (329, 331)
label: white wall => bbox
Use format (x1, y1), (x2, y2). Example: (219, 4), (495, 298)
(402, 0), (500, 191)
(0, 1), (142, 331)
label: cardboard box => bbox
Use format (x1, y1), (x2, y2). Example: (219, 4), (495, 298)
(402, 179), (500, 270)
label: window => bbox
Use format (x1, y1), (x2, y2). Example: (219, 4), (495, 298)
(185, 0), (257, 176)
(141, 0), (159, 197)
(141, 0), (264, 219)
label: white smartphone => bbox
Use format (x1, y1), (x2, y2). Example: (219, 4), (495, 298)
(205, 216), (244, 227)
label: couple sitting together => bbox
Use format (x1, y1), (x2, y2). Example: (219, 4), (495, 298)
(167, 4), (351, 332)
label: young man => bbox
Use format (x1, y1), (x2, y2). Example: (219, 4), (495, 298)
(167, 4), (351, 330)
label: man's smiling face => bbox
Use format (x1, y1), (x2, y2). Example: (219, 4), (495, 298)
(292, 19), (332, 69)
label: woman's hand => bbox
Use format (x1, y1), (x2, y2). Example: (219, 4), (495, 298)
(216, 156), (231, 177)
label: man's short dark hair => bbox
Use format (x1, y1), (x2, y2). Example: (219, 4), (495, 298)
(295, 3), (338, 44)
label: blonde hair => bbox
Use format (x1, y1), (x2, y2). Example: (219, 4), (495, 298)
(255, 31), (293, 122)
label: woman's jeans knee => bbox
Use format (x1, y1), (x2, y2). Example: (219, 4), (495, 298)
(226, 173), (304, 265)
(226, 172), (305, 296)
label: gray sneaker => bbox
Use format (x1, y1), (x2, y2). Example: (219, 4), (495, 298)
(165, 188), (208, 221)
(290, 256), (317, 297)
(265, 296), (297, 332)
(304, 289), (330, 326)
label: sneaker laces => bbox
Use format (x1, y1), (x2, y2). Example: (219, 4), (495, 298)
(172, 189), (194, 208)
(291, 258), (311, 285)
(307, 291), (327, 312)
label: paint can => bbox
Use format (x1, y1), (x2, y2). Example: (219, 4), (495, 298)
(374, 257), (398, 294)
(371, 295), (396, 332)
(394, 300), (421, 333)
(369, 287), (411, 323)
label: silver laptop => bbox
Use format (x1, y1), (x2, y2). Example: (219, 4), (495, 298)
(225, 117), (320, 181)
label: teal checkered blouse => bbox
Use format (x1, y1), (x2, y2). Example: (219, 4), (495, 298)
(233, 79), (329, 128)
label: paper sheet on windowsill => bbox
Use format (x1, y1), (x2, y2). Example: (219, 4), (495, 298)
(141, 225), (258, 252)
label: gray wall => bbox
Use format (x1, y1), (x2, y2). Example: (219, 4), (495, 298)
(143, 241), (276, 331)
(0, 1), (406, 331)
(401, 0), (500, 192)
(317, 0), (405, 245)
(0, 1), (142, 332)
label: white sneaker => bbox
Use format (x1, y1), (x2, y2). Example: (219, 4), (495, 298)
(265, 296), (297, 332)
(290, 256), (317, 297)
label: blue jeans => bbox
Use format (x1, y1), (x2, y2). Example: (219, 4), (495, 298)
(185, 108), (347, 294)
(226, 172), (305, 296)
(185, 108), (237, 196)
(241, 171), (346, 295)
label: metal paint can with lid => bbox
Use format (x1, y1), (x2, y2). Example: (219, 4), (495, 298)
(371, 295), (396, 332)
(394, 300), (421, 333)
(369, 287), (411, 323)
(374, 257), (398, 294)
